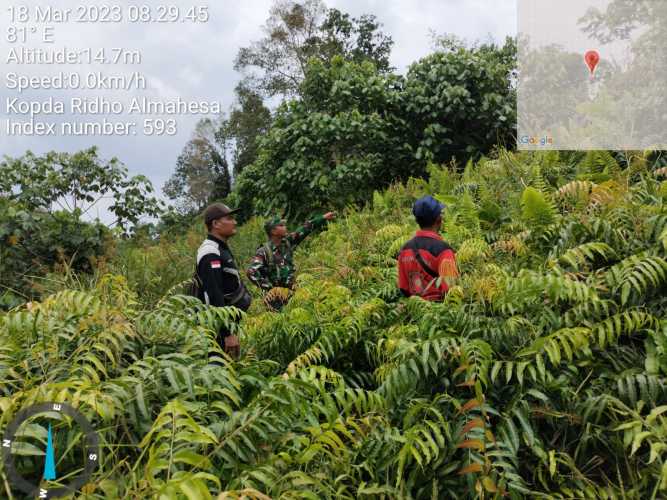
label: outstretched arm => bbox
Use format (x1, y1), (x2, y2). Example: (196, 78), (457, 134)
(286, 211), (336, 246)
(246, 249), (273, 291)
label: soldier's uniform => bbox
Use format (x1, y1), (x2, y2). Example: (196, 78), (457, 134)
(246, 215), (328, 307)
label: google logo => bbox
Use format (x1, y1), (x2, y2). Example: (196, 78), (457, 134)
(519, 135), (553, 146)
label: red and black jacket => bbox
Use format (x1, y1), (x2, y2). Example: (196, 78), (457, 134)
(397, 230), (457, 301)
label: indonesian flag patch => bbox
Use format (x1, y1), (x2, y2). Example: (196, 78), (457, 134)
(210, 260), (222, 269)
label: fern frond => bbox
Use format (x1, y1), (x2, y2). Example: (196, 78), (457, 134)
(556, 180), (594, 199)
(558, 242), (617, 271)
(521, 187), (557, 230)
(605, 253), (667, 305)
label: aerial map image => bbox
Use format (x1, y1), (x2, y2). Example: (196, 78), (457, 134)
(518, 0), (667, 150)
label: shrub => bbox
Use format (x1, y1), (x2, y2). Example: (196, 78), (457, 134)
(2, 150), (666, 498)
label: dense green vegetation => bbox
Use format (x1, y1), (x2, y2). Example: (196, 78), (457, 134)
(0, 33), (516, 307)
(2, 1), (667, 497)
(232, 37), (516, 220)
(2, 150), (666, 498)
(0, 147), (162, 309)
(162, 0), (517, 222)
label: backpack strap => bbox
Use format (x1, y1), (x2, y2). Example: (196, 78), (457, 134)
(405, 239), (439, 279)
(262, 242), (275, 270)
(262, 240), (291, 271)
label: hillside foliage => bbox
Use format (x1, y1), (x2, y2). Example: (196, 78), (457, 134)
(232, 37), (516, 220)
(1, 150), (666, 498)
(0, 147), (164, 308)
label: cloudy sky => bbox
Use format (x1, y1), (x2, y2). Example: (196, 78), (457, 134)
(0, 0), (516, 213)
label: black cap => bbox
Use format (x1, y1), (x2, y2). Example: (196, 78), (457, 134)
(203, 203), (240, 226)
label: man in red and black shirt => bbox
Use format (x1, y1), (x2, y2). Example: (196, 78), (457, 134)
(397, 195), (458, 301)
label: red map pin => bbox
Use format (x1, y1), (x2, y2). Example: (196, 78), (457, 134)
(585, 50), (600, 75)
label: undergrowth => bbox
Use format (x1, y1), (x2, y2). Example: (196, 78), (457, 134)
(1, 150), (666, 499)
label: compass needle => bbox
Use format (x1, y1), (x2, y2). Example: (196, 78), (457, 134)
(43, 424), (56, 481)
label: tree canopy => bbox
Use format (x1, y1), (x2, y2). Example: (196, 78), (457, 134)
(0, 147), (162, 229)
(0, 147), (164, 304)
(163, 118), (232, 214)
(233, 37), (517, 219)
(234, 0), (394, 98)
(226, 82), (273, 178)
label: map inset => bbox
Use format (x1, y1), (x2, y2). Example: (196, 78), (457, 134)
(518, 0), (667, 150)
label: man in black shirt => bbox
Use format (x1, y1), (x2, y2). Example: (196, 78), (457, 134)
(196, 203), (252, 358)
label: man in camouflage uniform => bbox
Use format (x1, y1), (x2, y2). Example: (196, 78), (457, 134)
(246, 211), (336, 309)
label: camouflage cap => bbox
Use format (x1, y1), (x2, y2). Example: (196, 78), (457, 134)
(264, 215), (286, 235)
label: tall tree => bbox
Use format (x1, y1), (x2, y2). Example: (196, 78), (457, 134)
(318, 9), (393, 72)
(405, 36), (517, 164)
(235, 0), (326, 98)
(163, 118), (232, 213)
(225, 82), (272, 177)
(233, 56), (411, 220)
(234, 0), (393, 99)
